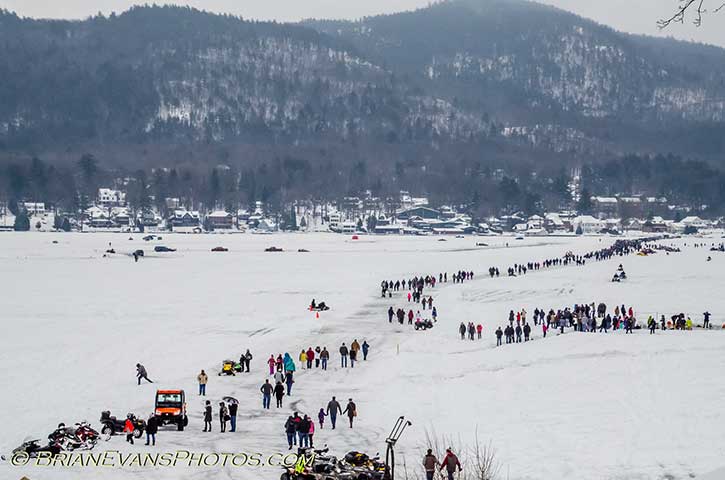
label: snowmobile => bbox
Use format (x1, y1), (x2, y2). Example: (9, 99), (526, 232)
(154, 245), (176, 252)
(74, 422), (100, 447)
(2, 438), (62, 460)
(99, 412), (145, 439)
(341, 451), (386, 480)
(218, 359), (241, 376)
(265, 246), (284, 252)
(310, 302), (330, 312)
(47, 424), (96, 451)
(280, 446), (339, 480)
(211, 246), (229, 252)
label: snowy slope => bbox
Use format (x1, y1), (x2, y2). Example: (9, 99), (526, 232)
(0, 232), (723, 480)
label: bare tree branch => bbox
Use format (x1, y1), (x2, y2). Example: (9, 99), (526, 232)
(658, 0), (725, 28)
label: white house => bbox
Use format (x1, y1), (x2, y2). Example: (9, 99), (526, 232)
(527, 214), (544, 229)
(23, 202), (46, 215)
(680, 216), (709, 229)
(98, 188), (126, 207)
(573, 215), (605, 234)
(544, 213), (567, 232)
(256, 218), (277, 232)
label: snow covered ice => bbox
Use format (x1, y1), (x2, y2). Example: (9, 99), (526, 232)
(0, 232), (724, 480)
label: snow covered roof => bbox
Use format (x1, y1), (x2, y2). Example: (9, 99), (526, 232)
(592, 196), (618, 204)
(173, 209), (200, 218)
(209, 210), (232, 218)
(619, 197), (641, 203)
(574, 215), (603, 224)
(545, 213), (564, 225)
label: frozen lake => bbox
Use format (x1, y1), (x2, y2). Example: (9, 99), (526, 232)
(0, 232), (724, 480)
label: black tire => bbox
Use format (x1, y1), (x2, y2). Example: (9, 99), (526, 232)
(133, 429), (143, 439)
(177, 421), (184, 431)
(101, 425), (113, 436)
(183, 416), (189, 427)
(280, 474), (291, 480)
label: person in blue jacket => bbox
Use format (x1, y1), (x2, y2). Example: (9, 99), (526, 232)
(283, 353), (296, 373)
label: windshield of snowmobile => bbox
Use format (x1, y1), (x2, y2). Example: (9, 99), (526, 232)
(156, 393), (182, 406)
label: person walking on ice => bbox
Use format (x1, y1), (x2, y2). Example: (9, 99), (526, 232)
(440, 448), (462, 480)
(326, 396), (342, 429)
(267, 355), (276, 375)
(343, 398), (357, 428)
(339, 343), (349, 367)
(423, 449), (438, 480)
(274, 381), (285, 408)
(318, 408), (327, 429)
(261, 379), (273, 409)
(136, 363), (153, 385)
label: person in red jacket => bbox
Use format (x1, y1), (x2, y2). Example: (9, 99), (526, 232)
(440, 448), (461, 480)
(123, 415), (135, 444)
(476, 324), (483, 339)
(408, 310), (414, 324)
(306, 347), (314, 369)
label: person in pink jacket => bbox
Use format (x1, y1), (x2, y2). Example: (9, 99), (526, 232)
(267, 355), (276, 375)
(542, 322), (548, 338)
(308, 418), (316, 447)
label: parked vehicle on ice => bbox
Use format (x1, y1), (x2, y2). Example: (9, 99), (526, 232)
(218, 359), (241, 376)
(47, 423), (97, 451)
(100, 411), (145, 439)
(1, 438), (61, 460)
(154, 390), (188, 431)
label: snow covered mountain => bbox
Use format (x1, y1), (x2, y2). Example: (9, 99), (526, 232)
(1, 0), (724, 161)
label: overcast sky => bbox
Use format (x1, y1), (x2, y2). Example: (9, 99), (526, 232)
(2, 0), (724, 48)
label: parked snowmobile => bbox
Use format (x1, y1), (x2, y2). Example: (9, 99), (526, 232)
(47, 423), (95, 451)
(218, 360), (241, 376)
(310, 301), (330, 312)
(1, 438), (61, 460)
(280, 446), (339, 480)
(100, 412), (145, 439)
(74, 422), (100, 447)
(341, 451), (386, 480)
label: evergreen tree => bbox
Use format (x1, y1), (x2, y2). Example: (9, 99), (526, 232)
(577, 188), (593, 215)
(14, 211), (30, 231)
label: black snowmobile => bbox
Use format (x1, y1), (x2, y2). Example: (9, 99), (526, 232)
(1, 438), (61, 460)
(310, 301), (330, 312)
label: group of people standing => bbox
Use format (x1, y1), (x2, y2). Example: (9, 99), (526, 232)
(202, 399), (238, 433)
(283, 396), (358, 450)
